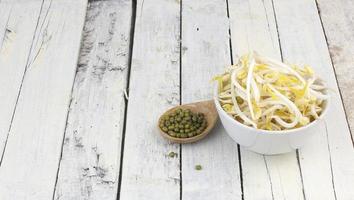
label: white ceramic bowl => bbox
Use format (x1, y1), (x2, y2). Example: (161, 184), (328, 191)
(214, 86), (329, 155)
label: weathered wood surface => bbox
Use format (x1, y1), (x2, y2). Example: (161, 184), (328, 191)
(53, 1), (132, 199)
(228, 0), (304, 199)
(316, 0), (354, 139)
(273, 0), (354, 199)
(0, 0), (353, 199)
(0, 0), (43, 162)
(119, 0), (181, 199)
(0, 0), (87, 199)
(181, 0), (241, 199)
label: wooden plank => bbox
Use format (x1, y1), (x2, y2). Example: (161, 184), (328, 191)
(118, 0), (181, 199)
(53, 1), (132, 199)
(0, 0), (87, 199)
(0, 0), (43, 160)
(180, 0), (241, 199)
(316, 0), (354, 139)
(228, 0), (304, 199)
(273, 0), (354, 199)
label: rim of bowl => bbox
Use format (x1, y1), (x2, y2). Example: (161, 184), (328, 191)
(213, 84), (330, 135)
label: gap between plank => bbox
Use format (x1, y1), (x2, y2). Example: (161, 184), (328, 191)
(116, 0), (137, 199)
(27, 0), (53, 70)
(324, 121), (338, 200)
(51, 90), (75, 200)
(179, 0), (183, 199)
(225, 0), (244, 198)
(51, 1), (90, 199)
(270, 0), (283, 60)
(296, 150), (307, 200)
(261, 0), (275, 54)
(263, 156), (275, 200)
(314, 0), (354, 147)
(0, 0), (45, 166)
(314, 0), (353, 196)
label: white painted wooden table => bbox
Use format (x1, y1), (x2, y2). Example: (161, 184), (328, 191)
(0, 0), (353, 199)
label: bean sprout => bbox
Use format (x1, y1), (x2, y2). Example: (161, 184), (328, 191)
(213, 52), (328, 130)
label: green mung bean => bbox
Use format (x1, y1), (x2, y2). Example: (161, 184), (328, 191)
(160, 108), (207, 138)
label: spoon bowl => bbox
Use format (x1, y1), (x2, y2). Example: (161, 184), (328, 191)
(157, 100), (218, 143)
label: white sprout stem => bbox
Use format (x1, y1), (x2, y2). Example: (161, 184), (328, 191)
(254, 74), (277, 84)
(219, 92), (232, 98)
(267, 84), (303, 119)
(255, 53), (306, 84)
(231, 68), (247, 99)
(219, 99), (233, 104)
(254, 75), (266, 84)
(271, 123), (282, 131)
(246, 55), (256, 120)
(310, 104), (319, 119)
(257, 69), (278, 76)
(251, 78), (260, 103)
(274, 85), (304, 91)
(308, 76), (328, 90)
(310, 84), (326, 90)
(309, 88), (329, 100)
(261, 105), (284, 117)
(258, 99), (288, 107)
(231, 70), (257, 128)
(272, 116), (298, 128)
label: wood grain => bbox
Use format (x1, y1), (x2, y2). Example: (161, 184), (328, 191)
(181, 0), (242, 198)
(316, 0), (354, 139)
(0, 0), (353, 199)
(0, 0), (43, 162)
(0, 0), (87, 199)
(273, 0), (354, 199)
(53, 1), (132, 199)
(118, 0), (181, 199)
(228, 0), (304, 199)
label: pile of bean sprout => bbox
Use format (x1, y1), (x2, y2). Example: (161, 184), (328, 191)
(214, 52), (328, 131)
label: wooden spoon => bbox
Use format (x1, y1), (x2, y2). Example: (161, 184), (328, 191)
(157, 100), (218, 143)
